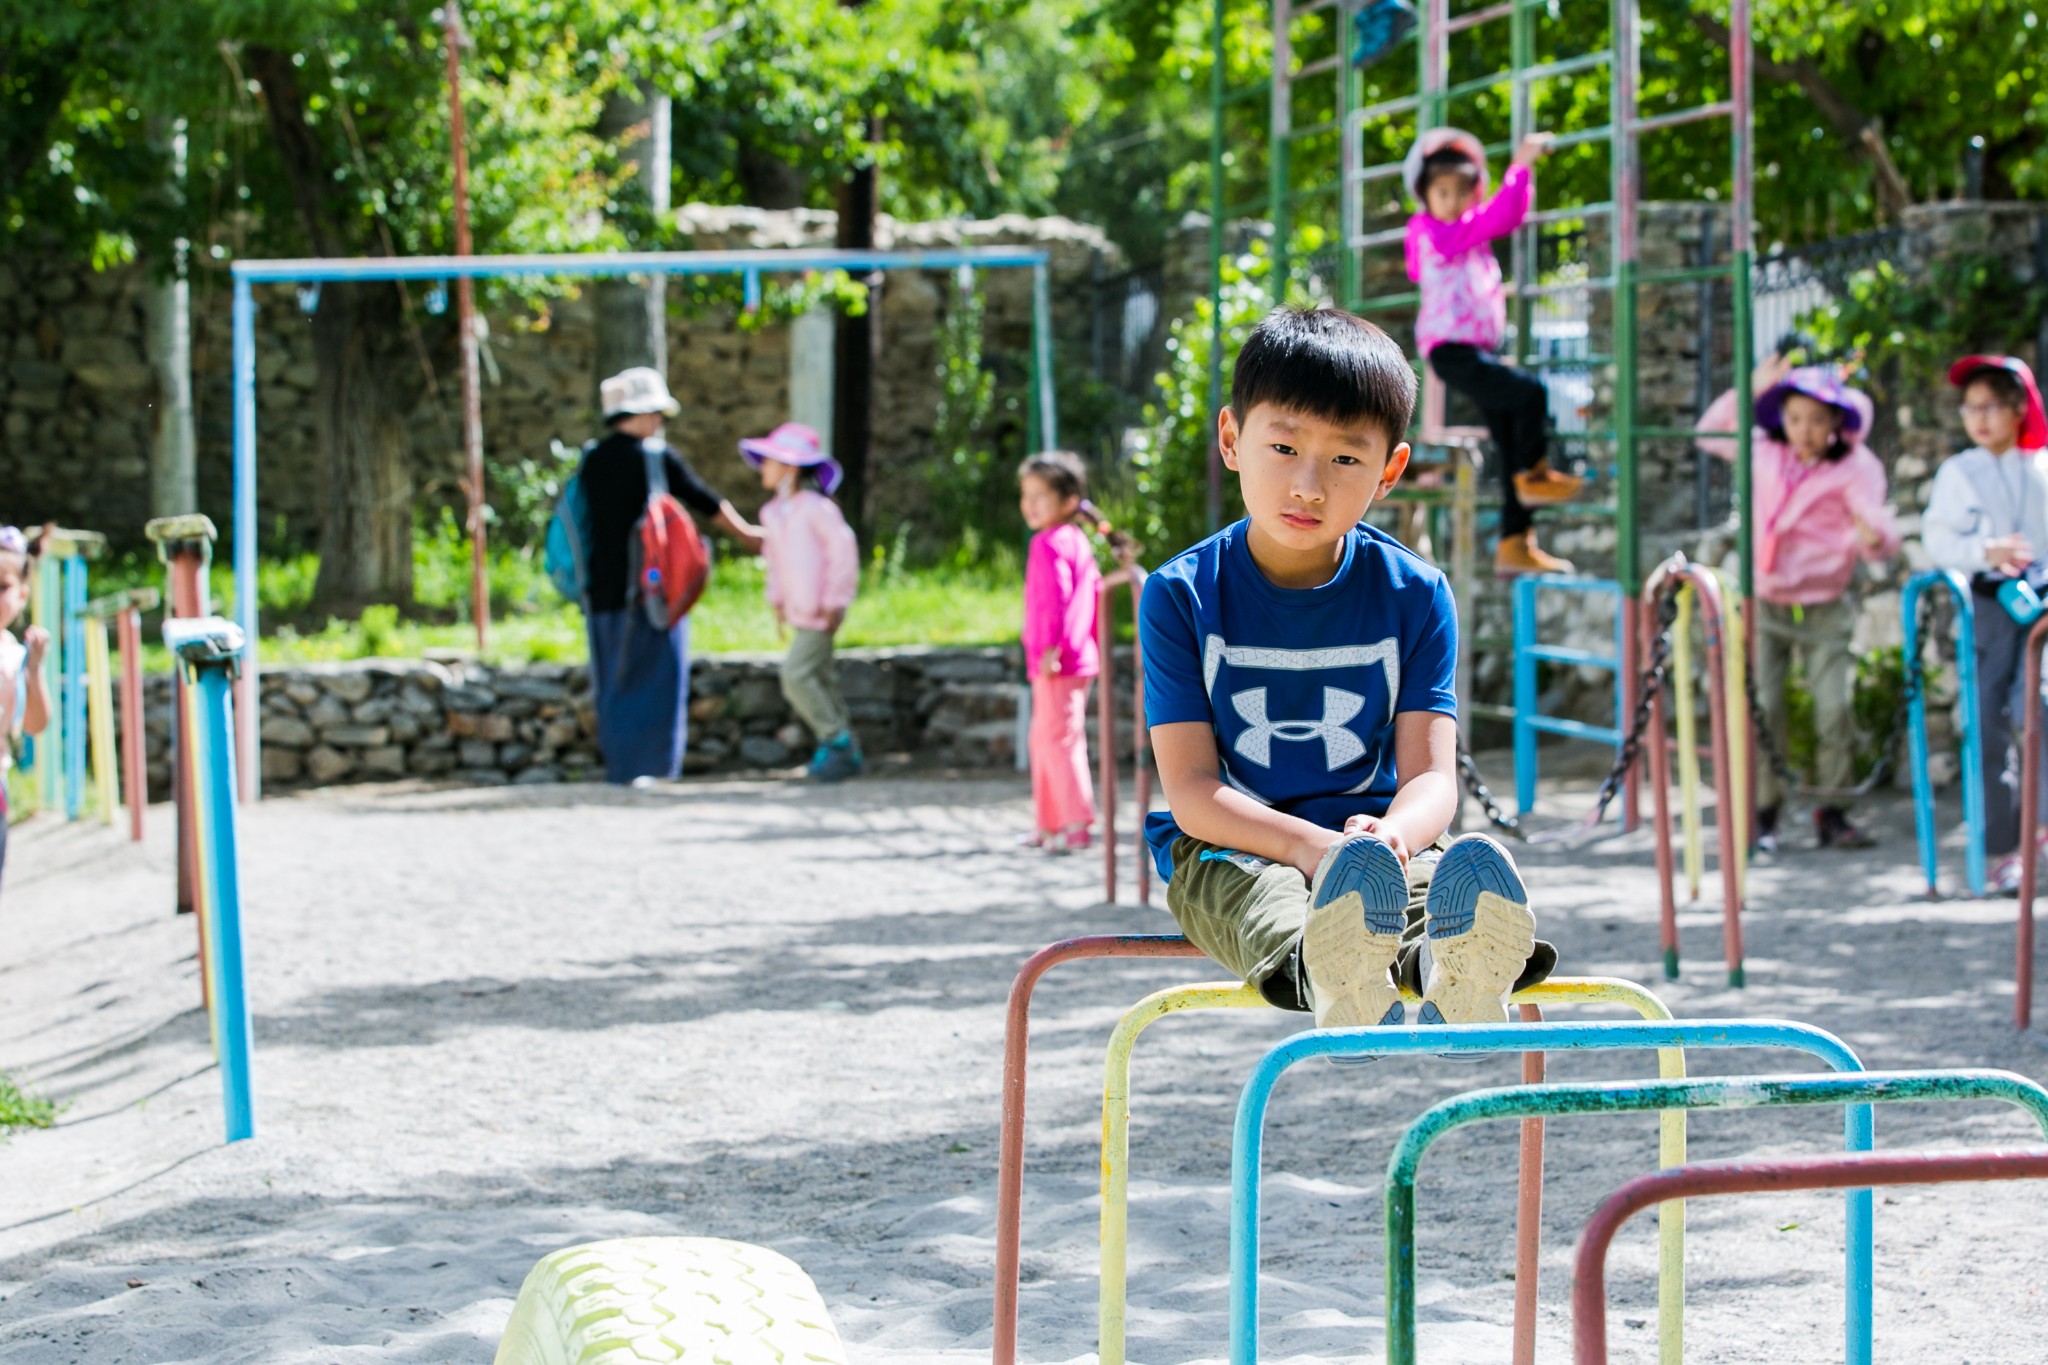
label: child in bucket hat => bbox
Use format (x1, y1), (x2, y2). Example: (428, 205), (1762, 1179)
(1697, 353), (1899, 853)
(741, 422), (864, 781)
(1403, 126), (1583, 577)
(1925, 354), (2048, 892)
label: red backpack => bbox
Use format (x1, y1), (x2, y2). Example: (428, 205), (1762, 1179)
(628, 443), (710, 629)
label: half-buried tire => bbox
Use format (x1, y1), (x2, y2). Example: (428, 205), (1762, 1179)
(495, 1236), (847, 1364)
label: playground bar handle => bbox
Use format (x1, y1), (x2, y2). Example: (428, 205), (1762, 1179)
(1572, 1148), (2048, 1363)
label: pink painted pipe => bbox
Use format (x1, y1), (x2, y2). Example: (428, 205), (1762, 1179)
(1096, 567), (1152, 906)
(1513, 1002), (1546, 1365)
(2013, 614), (2048, 1028)
(992, 934), (1203, 1365)
(1642, 559), (1746, 986)
(1573, 1148), (2048, 1363)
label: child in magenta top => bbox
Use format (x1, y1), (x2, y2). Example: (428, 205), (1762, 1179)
(1695, 354), (1900, 853)
(742, 422), (864, 782)
(1018, 451), (1136, 851)
(1404, 126), (1582, 577)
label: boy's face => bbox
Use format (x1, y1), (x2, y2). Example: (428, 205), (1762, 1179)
(1424, 174), (1476, 223)
(1962, 379), (2024, 454)
(0, 559), (26, 631)
(1220, 402), (1409, 565)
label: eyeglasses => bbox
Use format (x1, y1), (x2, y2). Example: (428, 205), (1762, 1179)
(1960, 403), (2018, 421)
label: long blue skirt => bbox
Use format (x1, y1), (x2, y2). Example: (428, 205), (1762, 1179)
(587, 608), (690, 784)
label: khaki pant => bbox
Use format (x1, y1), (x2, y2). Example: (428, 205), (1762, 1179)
(1164, 835), (1445, 1010)
(1752, 597), (1857, 810)
(781, 627), (850, 741)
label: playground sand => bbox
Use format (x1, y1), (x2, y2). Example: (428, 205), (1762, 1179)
(1, 768), (2046, 1363)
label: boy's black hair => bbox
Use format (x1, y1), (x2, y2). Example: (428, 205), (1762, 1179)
(1417, 148), (1480, 198)
(1962, 364), (2028, 411)
(1230, 307), (1417, 449)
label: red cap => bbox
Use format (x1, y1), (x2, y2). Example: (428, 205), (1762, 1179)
(1949, 354), (2048, 449)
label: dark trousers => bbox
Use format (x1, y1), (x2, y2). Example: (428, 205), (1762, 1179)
(587, 608), (690, 785)
(1972, 600), (2048, 856)
(1428, 342), (1550, 537)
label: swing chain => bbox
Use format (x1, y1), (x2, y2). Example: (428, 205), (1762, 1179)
(1458, 748), (1522, 838)
(1583, 587), (1684, 827)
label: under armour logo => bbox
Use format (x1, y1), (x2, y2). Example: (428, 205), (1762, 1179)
(1230, 687), (1367, 770)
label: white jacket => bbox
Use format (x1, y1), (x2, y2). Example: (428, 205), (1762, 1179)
(1922, 446), (2048, 577)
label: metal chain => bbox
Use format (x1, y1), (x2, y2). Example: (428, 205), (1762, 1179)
(1582, 587), (1683, 828)
(1458, 748), (1522, 838)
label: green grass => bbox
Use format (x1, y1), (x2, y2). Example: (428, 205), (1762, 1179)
(0, 1069), (55, 1134)
(95, 535), (1024, 672)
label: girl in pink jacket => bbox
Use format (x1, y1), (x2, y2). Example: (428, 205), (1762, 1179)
(742, 423), (864, 782)
(1405, 126), (1583, 577)
(1017, 452), (1136, 851)
(1696, 356), (1900, 852)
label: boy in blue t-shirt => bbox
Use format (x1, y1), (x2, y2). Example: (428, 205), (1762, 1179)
(1141, 307), (1556, 1028)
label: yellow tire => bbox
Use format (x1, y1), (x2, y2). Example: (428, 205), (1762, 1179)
(494, 1236), (847, 1365)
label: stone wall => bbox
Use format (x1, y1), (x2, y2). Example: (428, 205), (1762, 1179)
(118, 645), (1141, 793)
(0, 208), (1120, 548)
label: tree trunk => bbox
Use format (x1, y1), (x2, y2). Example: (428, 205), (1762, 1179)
(307, 281), (419, 612)
(247, 46), (420, 612)
(738, 140), (808, 209)
(593, 84), (669, 396)
(833, 140), (880, 543)
(141, 263), (196, 518)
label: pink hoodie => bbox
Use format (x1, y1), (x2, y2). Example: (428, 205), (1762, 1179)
(1695, 387), (1900, 606)
(761, 489), (859, 632)
(1405, 162), (1531, 358)
(1022, 522), (1101, 680)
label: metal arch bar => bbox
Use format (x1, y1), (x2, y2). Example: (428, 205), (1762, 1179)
(230, 245), (1051, 283)
(1225, 1021), (1871, 1365)
(1573, 1148), (2048, 1363)
(1903, 570), (1987, 899)
(992, 934), (1206, 1365)
(1103, 978), (1678, 1365)
(1389, 1069), (2048, 1365)
(2014, 611), (2048, 1027)
(1629, 101), (1735, 136)
(1097, 566), (1153, 906)
(1444, 1), (1515, 33)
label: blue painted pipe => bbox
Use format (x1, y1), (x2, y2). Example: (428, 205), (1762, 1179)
(1903, 570), (1986, 898)
(1510, 574), (1627, 816)
(1227, 1019), (1871, 1365)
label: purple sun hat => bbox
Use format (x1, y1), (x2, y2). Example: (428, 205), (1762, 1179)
(738, 422), (842, 496)
(1754, 366), (1874, 439)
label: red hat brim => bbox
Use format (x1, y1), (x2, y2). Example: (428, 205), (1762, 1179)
(1950, 354), (2048, 449)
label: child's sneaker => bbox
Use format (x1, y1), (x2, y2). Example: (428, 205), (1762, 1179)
(812, 730), (865, 783)
(1059, 825), (1093, 851)
(1419, 834), (1536, 1025)
(1302, 834), (1408, 1030)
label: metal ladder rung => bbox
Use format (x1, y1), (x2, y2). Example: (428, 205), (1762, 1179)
(1526, 645), (1621, 670)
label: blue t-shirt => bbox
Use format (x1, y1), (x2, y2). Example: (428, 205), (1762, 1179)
(1139, 519), (1459, 880)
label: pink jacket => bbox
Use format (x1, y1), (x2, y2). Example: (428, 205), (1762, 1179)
(1406, 163), (1531, 358)
(761, 489), (859, 632)
(1022, 523), (1101, 680)
(1695, 387), (1900, 605)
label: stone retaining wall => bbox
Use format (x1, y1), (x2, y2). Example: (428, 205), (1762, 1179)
(120, 646), (1140, 793)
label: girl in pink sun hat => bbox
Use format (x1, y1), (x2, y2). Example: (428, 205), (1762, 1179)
(1697, 352), (1899, 853)
(741, 422), (863, 781)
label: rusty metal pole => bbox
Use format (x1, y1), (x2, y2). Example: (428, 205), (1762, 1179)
(444, 1), (488, 653)
(2016, 614), (2048, 1028)
(146, 516), (216, 1008)
(119, 603), (147, 842)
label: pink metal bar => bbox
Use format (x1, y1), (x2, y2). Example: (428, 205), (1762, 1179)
(1513, 1002), (1546, 1365)
(1731, 0), (1754, 259)
(117, 606), (146, 842)
(1444, 1), (1516, 33)
(992, 934), (1205, 1365)
(1097, 567), (1152, 906)
(1644, 558), (1745, 985)
(2015, 614), (2048, 1028)
(1573, 1148), (2048, 1363)
(1628, 101), (1734, 137)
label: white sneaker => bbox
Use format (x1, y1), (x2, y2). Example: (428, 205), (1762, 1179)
(1419, 835), (1535, 1025)
(1302, 835), (1408, 1030)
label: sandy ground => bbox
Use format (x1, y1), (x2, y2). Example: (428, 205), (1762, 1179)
(1, 761), (2046, 1364)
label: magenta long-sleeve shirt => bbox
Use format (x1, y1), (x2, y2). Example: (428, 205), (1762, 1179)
(1405, 163), (1532, 358)
(1022, 523), (1101, 680)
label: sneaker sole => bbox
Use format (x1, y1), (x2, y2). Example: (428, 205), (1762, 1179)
(1303, 836), (1407, 1030)
(1420, 835), (1535, 1026)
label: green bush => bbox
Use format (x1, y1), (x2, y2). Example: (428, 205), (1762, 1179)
(0, 1069), (55, 1134)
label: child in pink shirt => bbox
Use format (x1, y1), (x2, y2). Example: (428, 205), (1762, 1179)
(1018, 452), (1136, 851)
(1404, 127), (1582, 576)
(1695, 355), (1899, 852)
(742, 423), (863, 782)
